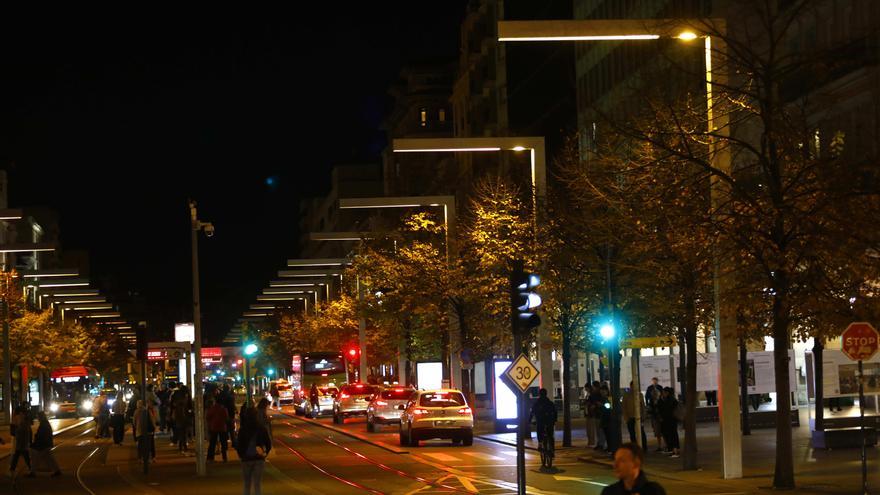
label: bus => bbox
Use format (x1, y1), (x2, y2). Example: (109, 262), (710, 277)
(290, 352), (347, 415)
(48, 366), (101, 418)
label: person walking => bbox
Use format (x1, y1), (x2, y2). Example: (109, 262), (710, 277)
(219, 384), (237, 448)
(269, 383), (280, 411)
(587, 382), (604, 450)
(597, 385), (612, 454)
(645, 377), (664, 452)
(92, 391), (107, 438)
(657, 387), (680, 458)
(9, 406), (36, 478)
(529, 388), (557, 468)
(255, 398), (272, 435)
(133, 400), (158, 461)
(309, 383), (320, 418)
(601, 443), (666, 494)
(206, 399), (229, 462)
(237, 408), (271, 495)
(31, 412), (62, 477)
(156, 384), (171, 432)
(171, 385), (192, 453)
(111, 392), (127, 445)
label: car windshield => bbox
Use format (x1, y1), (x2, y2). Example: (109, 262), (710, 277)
(419, 392), (466, 407)
(343, 385), (378, 395)
(381, 389), (414, 400)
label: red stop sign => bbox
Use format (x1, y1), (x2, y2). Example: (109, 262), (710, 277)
(841, 322), (880, 361)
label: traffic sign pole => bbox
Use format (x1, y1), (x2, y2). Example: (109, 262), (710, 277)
(839, 322), (878, 495)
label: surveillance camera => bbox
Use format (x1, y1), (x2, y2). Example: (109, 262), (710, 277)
(204, 223), (215, 237)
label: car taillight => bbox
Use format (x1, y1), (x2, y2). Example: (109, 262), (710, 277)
(413, 408), (429, 415)
(457, 407), (472, 415)
(340, 393), (350, 399)
(374, 400), (388, 406)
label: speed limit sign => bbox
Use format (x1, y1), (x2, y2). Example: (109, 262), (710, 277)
(503, 354), (540, 394)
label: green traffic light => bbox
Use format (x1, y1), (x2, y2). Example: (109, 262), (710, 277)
(599, 323), (615, 339)
(244, 343), (258, 356)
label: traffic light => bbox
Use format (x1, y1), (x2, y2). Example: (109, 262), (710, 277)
(510, 261), (541, 332)
(346, 346), (360, 360)
(244, 343), (258, 356)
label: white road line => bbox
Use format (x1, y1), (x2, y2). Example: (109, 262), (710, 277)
(423, 452), (460, 462)
(462, 451), (504, 461)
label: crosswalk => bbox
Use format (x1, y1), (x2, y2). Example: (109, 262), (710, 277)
(422, 450), (536, 464)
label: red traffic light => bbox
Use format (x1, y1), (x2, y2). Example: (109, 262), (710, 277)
(348, 348), (358, 358)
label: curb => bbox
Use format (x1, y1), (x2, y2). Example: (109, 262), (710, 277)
(0, 417), (92, 461)
(475, 434), (539, 451)
(276, 410), (409, 454)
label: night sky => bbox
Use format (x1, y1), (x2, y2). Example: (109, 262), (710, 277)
(0, 5), (468, 342)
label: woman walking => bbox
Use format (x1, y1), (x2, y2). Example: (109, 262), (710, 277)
(9, 406), (36, 478)
(111, 392), (127, 445)
(31, 412), (62, 477)
(237, 408), (271, 495)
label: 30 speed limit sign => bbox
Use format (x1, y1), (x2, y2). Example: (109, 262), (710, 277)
(503, 354), (540, 394)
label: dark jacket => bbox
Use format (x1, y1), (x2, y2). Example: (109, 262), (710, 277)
(601, 472), (666, 495)
(530, 396), (557, 427)
(236, 421), (271, 461)
(657, 396), (679, 424)
(32, 420), (53, 450)
(206, 403), (229, 433)
(14, 420), (32, 452)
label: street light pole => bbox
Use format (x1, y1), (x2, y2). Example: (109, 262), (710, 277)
(189, 200), (213, 477)
(2, 274), (11, 423)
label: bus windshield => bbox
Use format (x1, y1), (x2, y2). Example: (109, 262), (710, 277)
(303, 356), (344, 375)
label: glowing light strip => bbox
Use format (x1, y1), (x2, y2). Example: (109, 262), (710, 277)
(499, 35), (660, 41)
(393, 147), (501, 152)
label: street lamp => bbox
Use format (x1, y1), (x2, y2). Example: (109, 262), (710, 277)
(495, 17), (741, 479)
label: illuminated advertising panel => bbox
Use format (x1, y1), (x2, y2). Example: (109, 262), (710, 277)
(174, 323), (195, 344)
(416, 362), (443, 390)
(494, 360), (518, 432)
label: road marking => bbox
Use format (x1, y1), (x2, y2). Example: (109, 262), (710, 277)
(553, 474), (607, 487)
(423, 452), (460, 462)
(75, 447), (101, 495)
(462, 452), (504, 461)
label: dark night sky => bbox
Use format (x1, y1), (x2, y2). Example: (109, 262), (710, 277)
(0, 5), (469, 342)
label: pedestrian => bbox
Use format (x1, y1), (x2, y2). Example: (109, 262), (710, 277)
(156, 384), (171, 432)
(206, 398), (229, 462)
(587, 381), (603, 449)
(9, 406), (36, 478)
(645, 377), (664, 452)
(601, 443), (666, 495)
(31, 412), (62, 477)
(171, 384), (192, 453)
(657, 387), (680, 458)
(237, 408), (271, 495)
(598, 385), (612, 453)
(92, 391), (107, 438)
(219, 384), (237, 448)
(622, 382), (648, 448)
(111, 391), (126, 445)
(269, 383), (280, 410)
(133, 400), (158, 461)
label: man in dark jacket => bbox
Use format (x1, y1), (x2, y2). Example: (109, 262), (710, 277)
(206, 399), (229, 462)
(602, 443), (666, 495)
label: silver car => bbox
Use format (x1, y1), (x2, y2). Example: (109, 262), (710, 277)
(399, 389), (474, 446)
(333, 383), (379, 424)
(304, 386), (338, 418)
(366, 386), (415, 432)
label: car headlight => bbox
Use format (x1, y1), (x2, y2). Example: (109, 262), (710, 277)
(49, 403), (59, 413)
(82, 400), (93, 410)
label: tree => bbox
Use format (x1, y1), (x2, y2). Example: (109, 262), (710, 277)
(593, 3), (880, 486)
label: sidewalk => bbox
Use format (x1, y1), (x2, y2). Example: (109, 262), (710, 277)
(475, 407), (880, 493)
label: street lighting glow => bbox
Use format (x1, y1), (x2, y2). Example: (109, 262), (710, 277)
(244, 343), (258, 356)
(600, 323), (616, 339)
(394, 147), (502, 152)
(677, 30), (698, 40)
(499, 34), (660, 41)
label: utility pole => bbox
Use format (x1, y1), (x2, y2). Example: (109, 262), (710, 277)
(2, 274), (11, 423)
(189, 200), (213, 477)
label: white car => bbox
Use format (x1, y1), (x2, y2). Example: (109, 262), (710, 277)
(399, 389), (474, 447)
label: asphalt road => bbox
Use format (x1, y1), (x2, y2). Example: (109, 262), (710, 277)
(1, 408), (747, 494)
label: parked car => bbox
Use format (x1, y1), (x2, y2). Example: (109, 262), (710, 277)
(366, 386), (415, 432)
(399, 389), (473, 447)
(333, 383), (379, 424)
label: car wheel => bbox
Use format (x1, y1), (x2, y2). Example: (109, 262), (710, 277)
(399, 428), (407, 446)
(295, 405), (304, 416)
(408, 427), (419, 447)
(462, 430), (473, 446)
(367, 418), (375, 432)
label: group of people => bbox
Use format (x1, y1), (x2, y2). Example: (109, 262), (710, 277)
(582, 377), (682, 458)
(7, 403), (62, 478)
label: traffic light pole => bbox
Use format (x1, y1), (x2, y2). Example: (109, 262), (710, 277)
(510, 260), (527, 495)
(189, 200), (208, 477)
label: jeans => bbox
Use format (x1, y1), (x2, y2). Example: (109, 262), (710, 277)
(208, 431), (228, 460)
(10, 449), (31, 473)
(111, 413), (126, 444)
(626, 418), (648, 447)
(241, 459), (265, 495)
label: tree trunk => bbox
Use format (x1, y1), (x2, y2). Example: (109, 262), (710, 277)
(740, 336), (751, 435)
(771, 284), (795, 489)
(813, 340), (824, 432)
(678, 332), (687, 402)
(682, 295), (699, 470)
(561, 322), (573, 447)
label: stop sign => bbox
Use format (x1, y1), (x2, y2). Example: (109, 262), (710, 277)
(841, 322), (880, 361)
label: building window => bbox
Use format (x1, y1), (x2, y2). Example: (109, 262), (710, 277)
(439, 109), (446, 122)
(420, 108), (427, 127)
